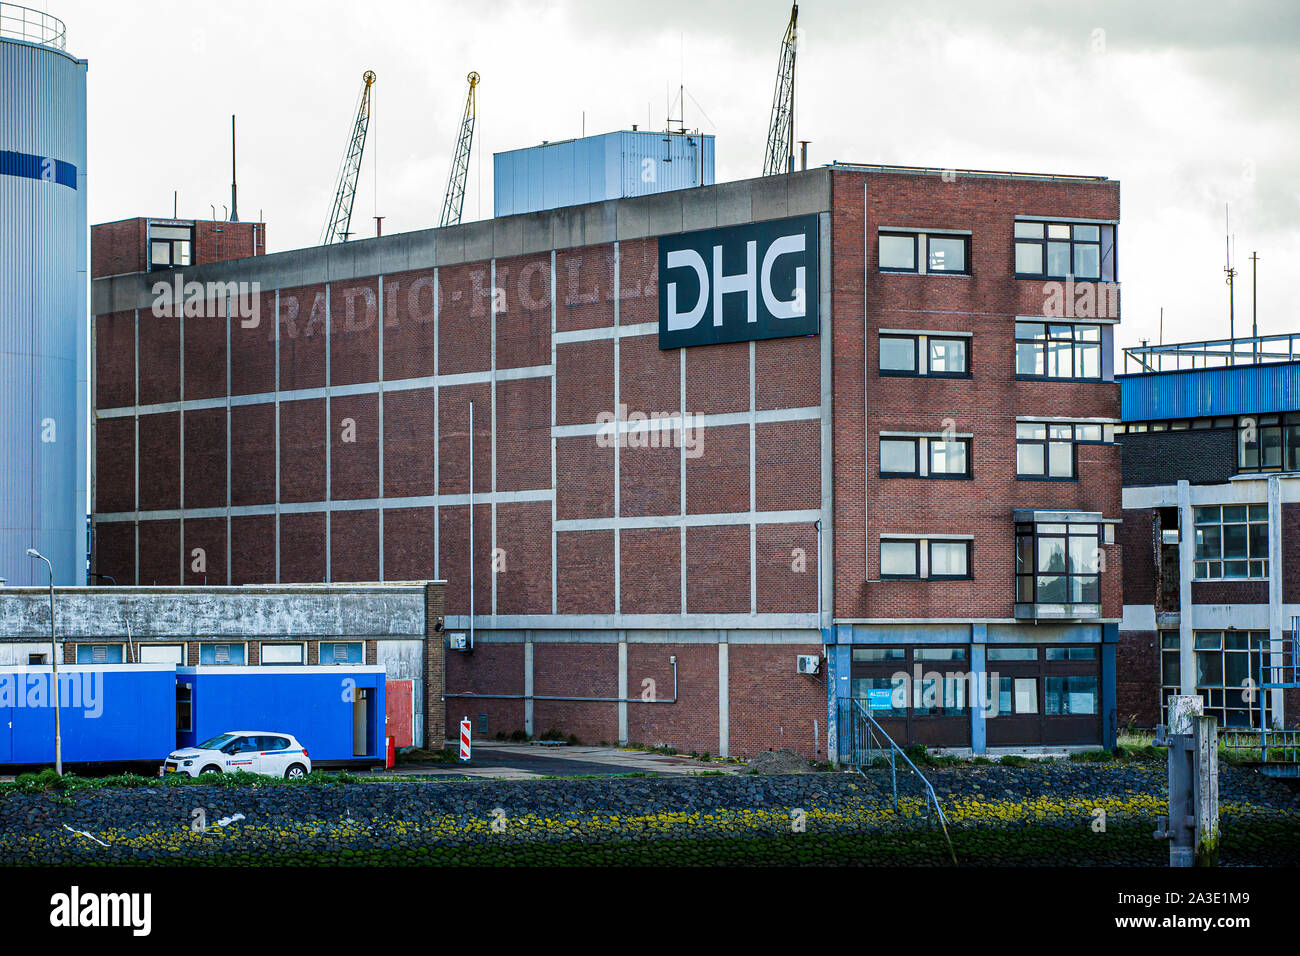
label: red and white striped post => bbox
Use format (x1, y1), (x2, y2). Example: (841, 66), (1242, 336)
(459, 717), (472, 762)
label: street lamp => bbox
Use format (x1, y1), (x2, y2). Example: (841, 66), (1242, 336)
(26, 549), (61, 776)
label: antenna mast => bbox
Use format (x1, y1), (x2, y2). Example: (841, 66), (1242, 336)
(1224, 204), (1237, 342)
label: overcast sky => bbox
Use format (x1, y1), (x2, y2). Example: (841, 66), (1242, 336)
(55, 0), (1300, 352)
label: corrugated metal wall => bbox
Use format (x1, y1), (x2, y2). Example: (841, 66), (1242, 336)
(1119, 363), (1300, 422)
(0, 34), (87, 586)
(493, 130), (715, 217)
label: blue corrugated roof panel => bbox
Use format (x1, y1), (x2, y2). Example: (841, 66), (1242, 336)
(1119, 362), (1300, 421)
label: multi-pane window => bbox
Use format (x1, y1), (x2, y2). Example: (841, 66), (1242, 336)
(149, 224), (193, 271)
(1014, 220), (1114, 280)
(1238, 413), (1300, 472)
(880, 537), (972, 580)
(1161, 631), (1270, 728)
(1015, 522), (1101, 606)
(1014, 322), (1102, 379)
(1193, 505), (1268, 579)
(878, 231), (970, 275)
(878, 333), (970, 377)
(1016, 421), (1103, 479)
(879, 436), (971, 478)
(1044, 676), (1099, 715)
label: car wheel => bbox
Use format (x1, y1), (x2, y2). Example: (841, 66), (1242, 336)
(284, 763), (307, 780)
(200, 765), (222, 776)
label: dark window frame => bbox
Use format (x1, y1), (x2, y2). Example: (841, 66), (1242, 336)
(148, 225), (194, 272)
(878, 436), (973, 479)
(1015, 522), (1101, 607)
(1014, 321), (1104, 381)
(877, 231), (971, 276)
(1013, 220), (1107, 280)
(879, 537), (973, 580)
(879, 538), (922, 580)
(878, 333), (972, 379)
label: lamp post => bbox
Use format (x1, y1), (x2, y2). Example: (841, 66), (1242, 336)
(26, 549), (61, 776)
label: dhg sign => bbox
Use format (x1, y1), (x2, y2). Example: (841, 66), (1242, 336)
(658, 214), (819, 349)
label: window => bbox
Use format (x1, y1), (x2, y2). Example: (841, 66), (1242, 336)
(988, 647), (1037, 661)
(878, 333), (969, 377)
(879, 233), (917, 271)
(852, 647), (906, 662)
(149, 224), (193, 271)
(1162, 631), (1270, 728)
(880, 539), (919, 578)
(139, 644), (184, 664)
(1014, 220), (1114, 280)
(75, 644), (124, 664)
(1193, 505), (1268, 580)
(928, 540), (971, 579)
(880, 537), (972, 580)
(879, 436), (971, 478)
(1016, 521), (1101, 608)
(1045, 646), (1097, 661)
(321, 641), (364, 665)
(993, 676), (1040, 716)
(1044, 676), (1098, 715)
(261, 643), (305, 665)
(1238, 413), (1300, 472)
(200, 643), (246, 665)
(1015, 322), (1102, 379)
(1016, 421), (1104, 479)
(28, 653), (47, 665)
(878, 231), (970, 275)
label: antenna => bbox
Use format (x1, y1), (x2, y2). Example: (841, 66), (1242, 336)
(1224, 204), (1236, 342)
(230, 114), (238, 222)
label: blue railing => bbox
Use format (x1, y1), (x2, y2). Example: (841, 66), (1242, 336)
(837, 697), (957, 863)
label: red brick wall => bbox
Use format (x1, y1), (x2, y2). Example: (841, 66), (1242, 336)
(91, 219), (146, 278)
(729, 644), (826, 758)
(1116, 630), (1160, 729)
(625, 643), (717, 751)
(830, 168), (1123, 620)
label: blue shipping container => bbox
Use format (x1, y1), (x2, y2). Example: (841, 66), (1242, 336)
(0, 664), (176, 764)
(177, 666), (387, 763)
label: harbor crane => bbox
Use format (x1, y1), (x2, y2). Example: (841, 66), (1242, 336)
(321, 70), (376, 244)
(762, 3), (798, 176)
(439, 71), (480, 228)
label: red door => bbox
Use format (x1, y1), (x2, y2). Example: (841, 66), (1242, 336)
(385, 680), (414, 748)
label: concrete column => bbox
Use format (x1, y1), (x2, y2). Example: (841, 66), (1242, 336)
(1178, 480), (1195, 696)
(970, 624), (986, 755)
(1102, 623), (1118, 748)
(1268, 476), (1284, 728)
(523, 637), (534, 737)
(617, 637), (628, 745)
(717, 640), (729, 758)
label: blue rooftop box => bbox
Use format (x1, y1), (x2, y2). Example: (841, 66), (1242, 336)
(493, 129), (716, 217)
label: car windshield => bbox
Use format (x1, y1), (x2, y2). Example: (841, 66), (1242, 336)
(197, 734), (237, 751)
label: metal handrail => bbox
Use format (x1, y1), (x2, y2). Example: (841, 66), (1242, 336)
(0, 3), (65, 49)
(838, 697), (957, 863)
(1122, 333), (1300, 374)
(1220, 728), (1300, 765)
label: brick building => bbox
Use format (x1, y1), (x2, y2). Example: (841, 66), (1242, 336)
(1117, 335), (1300, 732)
(89, 152), (1123, 757)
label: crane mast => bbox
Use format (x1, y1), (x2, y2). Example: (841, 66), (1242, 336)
(439, 71), (480, 228)
(322, 70), (376, 245)
(762, 3), (798, 176)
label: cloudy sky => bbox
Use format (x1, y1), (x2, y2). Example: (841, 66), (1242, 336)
(55, 0), (1300, 351)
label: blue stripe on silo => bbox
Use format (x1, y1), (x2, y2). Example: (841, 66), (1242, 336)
(0, 149), (77, 189)
(1119, 362), (1300, 421)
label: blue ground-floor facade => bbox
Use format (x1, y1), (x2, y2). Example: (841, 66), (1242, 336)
(826, 621), (1118, 760)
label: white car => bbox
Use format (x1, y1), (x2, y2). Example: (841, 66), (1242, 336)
(162, 731), (312, 779)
